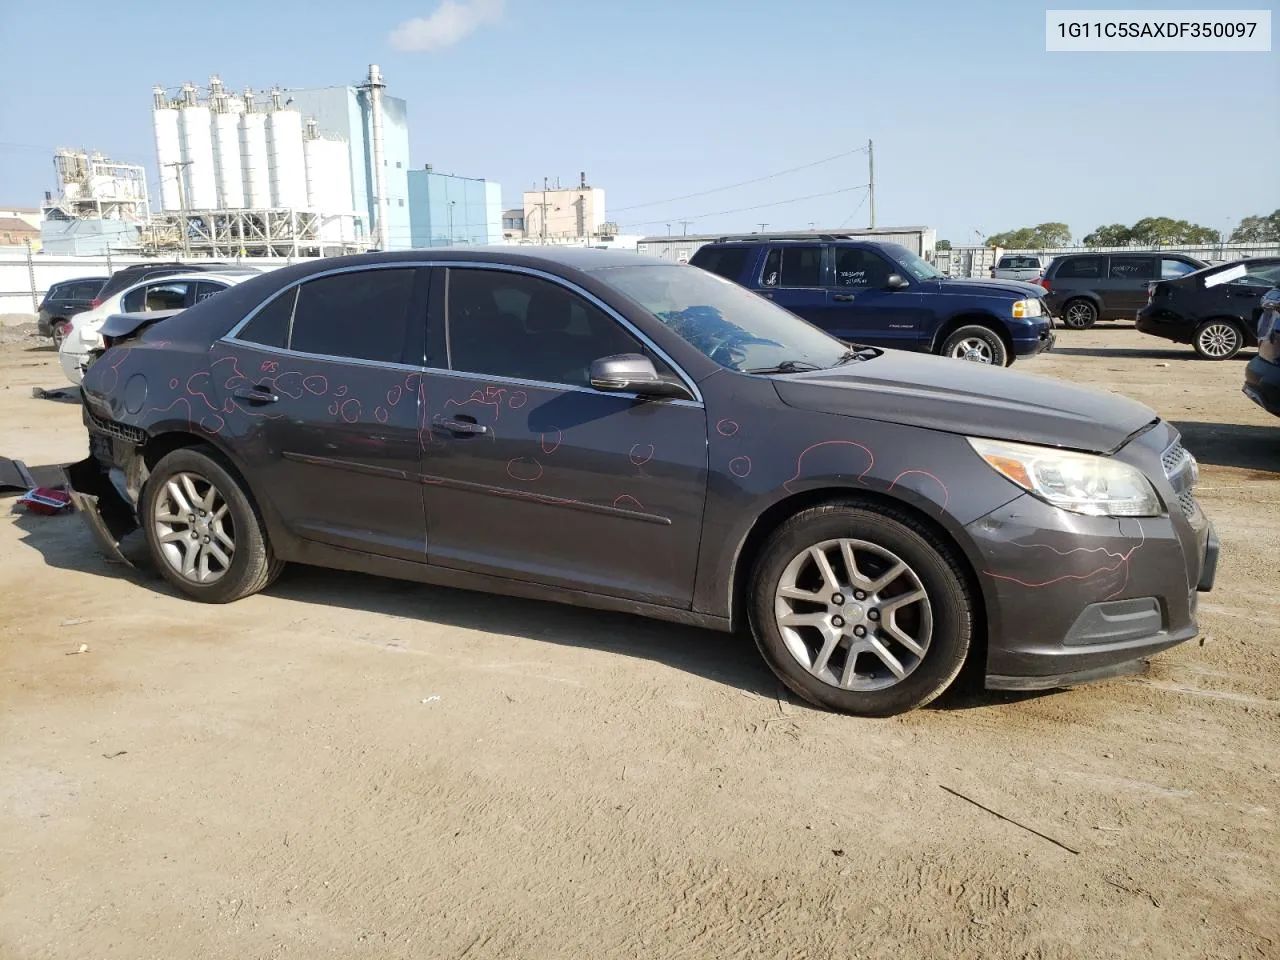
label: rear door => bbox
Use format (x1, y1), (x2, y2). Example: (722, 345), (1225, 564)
(1105, 255), (1158, 316)
(758, 245), (828, 323)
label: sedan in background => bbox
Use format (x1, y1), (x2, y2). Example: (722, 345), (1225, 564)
(65, 247), (1215, 717)
(59, 271), (258, 385)
(1138, 257), (1280, 360)
(1244, 287), (1280, 417)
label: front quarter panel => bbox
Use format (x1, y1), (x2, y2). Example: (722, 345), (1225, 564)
(692, 372), (1023, 619)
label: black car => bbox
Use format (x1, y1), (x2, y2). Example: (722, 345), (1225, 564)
(690, 237), (1054, 367)
(64, 248), (1216, 717)
(1039, 252), (1207, 329)
(94, 260), (254, 308)
(1243, 287), (1280, 416)
(1138, 258), (1280, 360)
(37, 276), (108, 344)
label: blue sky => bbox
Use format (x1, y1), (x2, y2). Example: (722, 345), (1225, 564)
(0, 0), (1276, 242)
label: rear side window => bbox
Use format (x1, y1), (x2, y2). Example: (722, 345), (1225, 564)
(72, 280), (104, 299)
(690, 246), (749, 280)
(194, 280), (228, 303)
(288, 268), (417, 363)
(1109, 256), (1155, 281)
(1055, 256), (1104, 279)
(761, 246), (823, 287)
(1161, 259), (1197, 279)
(237, 287), (296, 349)
(123, 280), (191, 313)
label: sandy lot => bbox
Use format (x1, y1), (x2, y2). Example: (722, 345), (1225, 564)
(1, 321), (1276, 959)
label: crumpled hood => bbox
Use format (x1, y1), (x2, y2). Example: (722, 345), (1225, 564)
(932, 277), (1046, 299)
(773, 351), (1157, 454)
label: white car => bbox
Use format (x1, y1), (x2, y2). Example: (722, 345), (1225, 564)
(59, 272), (258, 385)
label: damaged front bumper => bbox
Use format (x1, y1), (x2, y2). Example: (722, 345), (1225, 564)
(62, 457), (141, 567)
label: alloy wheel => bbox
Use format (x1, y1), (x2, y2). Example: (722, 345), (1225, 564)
(950, 337), (994, 363)
(1196, 322), (1240, 359)
(1064, 303), (1094, 328)
(52, 321), (69, 347)
(152, 472), (236, 584)
(773, 538), (933, 692)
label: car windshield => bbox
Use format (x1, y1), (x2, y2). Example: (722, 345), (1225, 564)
(881, 242), (943, 281)
(595, 264), (850, 373)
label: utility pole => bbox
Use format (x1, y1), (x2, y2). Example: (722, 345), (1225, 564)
(679, 220), (692, 236)
(758, 223), (768, 234)
(542, 177), (549, 244)
(165, 159), (193, 258)
(867, 138), (876, 229)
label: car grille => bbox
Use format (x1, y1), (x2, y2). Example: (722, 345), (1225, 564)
(87, 410), (146, 445)
(1162, 441), (1190, 476)
(1162, 438), (1203, 524)
(1177, 489), (1200, 522)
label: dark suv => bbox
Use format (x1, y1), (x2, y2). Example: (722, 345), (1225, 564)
(690, 237), (1053, 366)
(37, 276), (108, 344)
(1039, 252), (1207, 328)
(1138, 257), (1280, 360)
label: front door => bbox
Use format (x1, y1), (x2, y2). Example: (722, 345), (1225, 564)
(821, 245), (927, 349)
(757, 245), (828, 325)
(212, 265), (431, 562)
(420, 265), (708, 607)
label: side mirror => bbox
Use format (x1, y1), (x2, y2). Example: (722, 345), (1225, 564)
(589, 353), (691, 400)
(885, 273), (909, 290)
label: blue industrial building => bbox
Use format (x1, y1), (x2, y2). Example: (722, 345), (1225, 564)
(407, 169), (503, 248)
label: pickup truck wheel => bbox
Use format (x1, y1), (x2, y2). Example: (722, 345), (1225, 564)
(1192, 319), (1243, 360)
(141, 447), (283, 603)
(1062, 299), (1098, 329)
(748, 501), (974, 717)
(940, 325), (1008, 366)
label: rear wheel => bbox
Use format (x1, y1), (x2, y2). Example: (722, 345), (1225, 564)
(140, 446), (283, 603)
(1062, 299), (1098, 329)
(940, 325), (1009, 366)
(51, 319), (70, 347)
(748, 501), (975, 716)
(1192, 319), (1243, 360)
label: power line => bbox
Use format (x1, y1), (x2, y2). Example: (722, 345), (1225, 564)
(619, 184), (871, 230)
(610, 146), (870, 213)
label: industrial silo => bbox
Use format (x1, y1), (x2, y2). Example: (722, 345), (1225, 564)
(210, 77), (245, 209)
(304, 119), (353, 214)
(178, 82), (217, 209)
(238, 89), (270, 208)
(266, 88), (306, 209)
(152, 87), (182, 211)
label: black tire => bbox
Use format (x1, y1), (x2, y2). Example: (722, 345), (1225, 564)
(140, 446), (284, 603)
(939, 324), (1009, 366)
(1061, 299), (1098, 329)
(1192, 319), (1244, 361)
(748, 500), (975, 717)
(51, 319), (70, 347)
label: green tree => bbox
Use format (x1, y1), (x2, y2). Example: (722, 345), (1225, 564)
(935, 239), (952, 251)
(1230, 210), (1280, 242)
(1083, 223), (1134, 246)
(1128, 217), (1219, 245)
(986, 222), (1072, 249)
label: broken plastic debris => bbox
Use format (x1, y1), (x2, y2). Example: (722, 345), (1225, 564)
(421, 696), (441, 704)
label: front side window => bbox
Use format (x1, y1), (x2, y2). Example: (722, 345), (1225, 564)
(760, 246), (823, 287)
(288, 269), (416, 363)
(598, 263), (848, 373)
(1161, 258), (1198, 279)
(833, 248), (892, 288)
(1056, 256), (1104, 279)
(879, 243), (942, 281)
(1109, 256), (1155, 281)
(447, 269), (650, 388)
(1237, 261), (1280, 286)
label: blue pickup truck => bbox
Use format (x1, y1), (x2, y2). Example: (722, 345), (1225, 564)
(688, 236), (1055, 366)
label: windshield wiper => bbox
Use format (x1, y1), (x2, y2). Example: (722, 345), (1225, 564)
(745, 359), (822, 374)
(833, 345), (880, 366)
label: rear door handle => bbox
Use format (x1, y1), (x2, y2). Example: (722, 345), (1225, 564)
(832, 294), (856, 302)
(233, 385), (278, 404)
(433, 414), (490, 437)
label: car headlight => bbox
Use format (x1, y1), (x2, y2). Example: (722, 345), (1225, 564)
(968, 437), (1161, 517)
(1011, 299), (1042, 318)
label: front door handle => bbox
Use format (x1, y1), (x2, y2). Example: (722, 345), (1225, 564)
(233, 384), (279, 404)
(832, 294), (856, 302)
(433, 414), (490, 437)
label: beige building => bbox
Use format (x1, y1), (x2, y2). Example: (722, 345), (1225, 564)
(520, 173), (606, 241)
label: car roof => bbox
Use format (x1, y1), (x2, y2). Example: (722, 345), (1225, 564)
(259, 245), (670, 273)
(117, 271), (259, 293)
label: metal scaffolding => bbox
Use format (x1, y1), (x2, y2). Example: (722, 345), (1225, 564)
(140, 208), (370, 258)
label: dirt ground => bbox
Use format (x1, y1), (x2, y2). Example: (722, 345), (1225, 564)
(1, 320), (1276, 960)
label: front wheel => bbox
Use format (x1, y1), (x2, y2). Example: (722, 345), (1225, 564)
(748, 501), (975, 716)
(141, 446), (283, 603)
(940, 325), (1009, 366)
(1192, 319), (1243, 360)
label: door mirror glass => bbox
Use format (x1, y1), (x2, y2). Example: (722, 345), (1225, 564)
(885, 273), (909, 290)
(589, 353), (690, 399)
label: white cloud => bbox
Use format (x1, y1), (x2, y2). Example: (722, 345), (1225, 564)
(389, 0), (505, 52)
